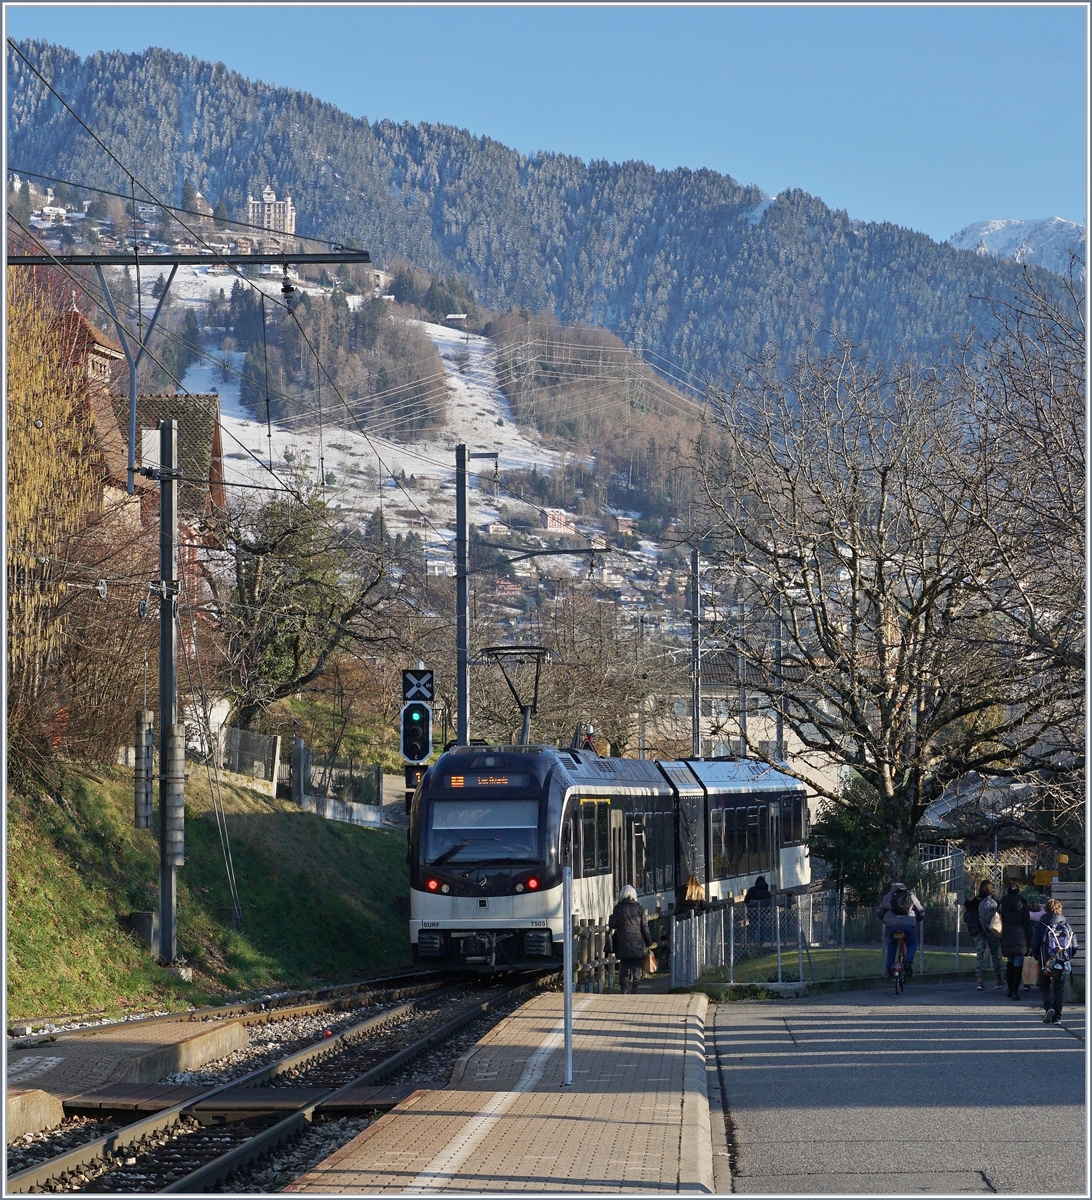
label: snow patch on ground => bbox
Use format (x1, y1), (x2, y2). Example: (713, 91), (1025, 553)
(746, 195), (775, 226)
(213, 320), (560, 564)
(947, 217), (1085, 279)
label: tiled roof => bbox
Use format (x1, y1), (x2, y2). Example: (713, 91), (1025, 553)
(54, 310), (125, 363)
(110, 393), (225, 520)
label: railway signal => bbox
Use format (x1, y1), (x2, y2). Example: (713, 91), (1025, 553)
(402, 668), (435, 702)
(401, 702), (433, 764)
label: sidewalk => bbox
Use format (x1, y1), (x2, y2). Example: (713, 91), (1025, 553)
(288, 992), (712, 1194)
(712, 981), (1086, 1194)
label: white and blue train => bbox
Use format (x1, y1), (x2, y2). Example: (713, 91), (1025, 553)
(408, 742), (810, 968)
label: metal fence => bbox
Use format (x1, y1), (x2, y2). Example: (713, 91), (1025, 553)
(221, 726), (280, 783)
(671, 891), (976, 988)
(309, 759), (382, 806)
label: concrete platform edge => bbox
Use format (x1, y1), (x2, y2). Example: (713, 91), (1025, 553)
(120, 1019), (249, 1086)
(6, 1089), (66, 1142)
(679, 992), (714, 1195)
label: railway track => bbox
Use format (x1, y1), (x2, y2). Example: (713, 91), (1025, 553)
(7, 967), (450, 1050)
(8, 971), (556, 1194)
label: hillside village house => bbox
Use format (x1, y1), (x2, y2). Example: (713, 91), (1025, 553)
(247, 185), (296, 235)
(539, 507), (576, 533)
(56, 309), (148, 526)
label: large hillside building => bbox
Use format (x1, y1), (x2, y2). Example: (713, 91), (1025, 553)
(247, 186), (296, 235)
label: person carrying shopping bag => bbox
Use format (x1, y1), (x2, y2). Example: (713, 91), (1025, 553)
(1000, 878), (1033, 999)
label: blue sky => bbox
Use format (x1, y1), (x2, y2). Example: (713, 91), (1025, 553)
(5, 4), (1088, 241)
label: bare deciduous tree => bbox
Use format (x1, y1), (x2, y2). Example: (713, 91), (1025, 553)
(700, 335), (1076, 878)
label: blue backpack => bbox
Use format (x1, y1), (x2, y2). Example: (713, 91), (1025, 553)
(1042, 920), (1075, 976)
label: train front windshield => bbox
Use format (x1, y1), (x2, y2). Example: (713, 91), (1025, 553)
(424, 773), (541, 864)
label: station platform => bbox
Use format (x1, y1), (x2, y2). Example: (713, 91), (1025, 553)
(6, 1015), (247, 1139)
(288, 992), (713, 1194)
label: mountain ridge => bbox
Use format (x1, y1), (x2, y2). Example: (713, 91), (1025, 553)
(7, 38), (1066, 387)
(947, 217), (1085, 281)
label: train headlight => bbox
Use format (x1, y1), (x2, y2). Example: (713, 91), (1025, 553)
(515, 883), (524, 893)
(527, 877), (539, 890)
(441, 883), (450, 894)
(427, 878), (439, 891)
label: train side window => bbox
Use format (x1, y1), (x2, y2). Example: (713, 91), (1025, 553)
(725, 807), (736, 876)
(596, 802), (610, 871)
(758, 805), (768, 872)
(582, 801), (597, 873)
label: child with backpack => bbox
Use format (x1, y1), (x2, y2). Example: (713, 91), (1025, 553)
(1030, 898), (1077, 1023)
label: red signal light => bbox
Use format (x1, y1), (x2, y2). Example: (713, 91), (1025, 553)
(527, 877), (539, 890)
(427, 878), (439, 891)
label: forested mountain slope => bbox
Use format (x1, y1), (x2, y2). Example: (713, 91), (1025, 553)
(8, 39), (1052, 384)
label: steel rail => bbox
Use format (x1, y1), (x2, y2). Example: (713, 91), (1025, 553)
(8, 968), (449, 1048)
(3, 981), (464, 1194)
(161, 972), (560, 1194)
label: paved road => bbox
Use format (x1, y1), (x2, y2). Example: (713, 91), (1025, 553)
(712, 982), (1086, 1194)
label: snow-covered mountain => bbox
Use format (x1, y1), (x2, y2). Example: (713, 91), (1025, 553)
(947, 217), (1085, 280)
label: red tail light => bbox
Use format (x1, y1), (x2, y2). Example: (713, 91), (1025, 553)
(427, 878), (439, 891)
(527, 877), (539, 890)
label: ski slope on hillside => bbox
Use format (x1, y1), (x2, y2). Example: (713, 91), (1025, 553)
(206, 319), (559, 562)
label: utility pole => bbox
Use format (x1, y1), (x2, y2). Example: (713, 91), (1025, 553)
(455, 444), (469, 745)
(738, 591), (748, 755)
(157, 421), (183, 963)
(95, 263), (176, 494)
(774, 594), (784, 761)
(454, 444), (498, 746)
(690, 548), (701, 759)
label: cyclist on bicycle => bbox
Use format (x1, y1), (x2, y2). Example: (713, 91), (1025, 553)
(877, 882), (925, 978)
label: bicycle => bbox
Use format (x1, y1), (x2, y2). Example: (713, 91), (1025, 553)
(891, 930), (908, 994)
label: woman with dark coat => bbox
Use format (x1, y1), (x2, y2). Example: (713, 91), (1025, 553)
(609, 884), (653, 994)
(999, 879), (1033, 1000)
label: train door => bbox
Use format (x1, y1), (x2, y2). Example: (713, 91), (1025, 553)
(768, 802), (781, 885)
(611, 808), (625, 898)
(561, 807), (576, 871)
(630, 815), (646, 894)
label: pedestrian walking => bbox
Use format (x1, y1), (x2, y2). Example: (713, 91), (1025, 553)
(745, 875), (772, 947)
(973, 880), (1005, 991)
(1000, 879), (1033, 1000)
(1030, 898), (1077, 1023)
(609, 884), (653, 994)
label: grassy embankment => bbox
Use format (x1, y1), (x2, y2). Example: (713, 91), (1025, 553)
(7, 765), (410, 1021)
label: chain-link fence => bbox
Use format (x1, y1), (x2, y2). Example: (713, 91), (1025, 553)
(671, 891), (977, 988)
(310, 758), (382, 805)
(220, 726), (280, 784)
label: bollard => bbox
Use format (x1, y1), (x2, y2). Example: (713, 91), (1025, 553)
(134, 709), (154, 828)
(776, 896), (783, 984)
(579, 920), (590, 992)
(729, 900), (735, 984)
(594, 921), (605, 993)
(840, 896), (846, 980)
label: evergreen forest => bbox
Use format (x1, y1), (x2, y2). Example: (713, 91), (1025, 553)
(7, 39), (1059, 387)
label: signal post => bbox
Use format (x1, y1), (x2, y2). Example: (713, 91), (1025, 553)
(401, 666), (434, 810)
